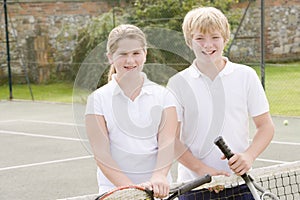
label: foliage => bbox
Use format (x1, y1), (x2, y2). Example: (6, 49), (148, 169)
(71, 8), (127, 82)
(127, 0), (238, 31)
(70, 0), (243, 86)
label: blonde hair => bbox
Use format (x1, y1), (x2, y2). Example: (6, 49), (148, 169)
(182, 7), (230, 48)
(106, 24), (147, 81)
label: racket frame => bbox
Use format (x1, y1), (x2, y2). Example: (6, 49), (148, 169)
(95, 174), (212, 200)
(96, 185), (153, 200)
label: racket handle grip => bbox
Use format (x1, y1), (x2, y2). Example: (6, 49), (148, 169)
(214, 136), (234, 159)
(214, 136), (248, 179)
(178, 174), (211, 195)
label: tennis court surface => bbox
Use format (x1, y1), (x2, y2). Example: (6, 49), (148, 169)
(0, 100), (299, 199)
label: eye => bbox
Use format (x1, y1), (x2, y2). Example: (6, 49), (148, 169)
(118, 53), (127, 56)
(212, 36), (221, 39)
(195, 37), (204, 41)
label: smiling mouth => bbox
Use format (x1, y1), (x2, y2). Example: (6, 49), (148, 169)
(124, 66), (137, 70)
(202, 50), (216, 55)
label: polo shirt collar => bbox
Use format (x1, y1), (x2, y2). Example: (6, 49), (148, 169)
(190, 57), (234, 78)
(219, 57), (234, 76)
(111, 72), (153, 96)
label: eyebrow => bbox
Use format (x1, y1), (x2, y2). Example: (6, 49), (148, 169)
(116, 48), (144, 54)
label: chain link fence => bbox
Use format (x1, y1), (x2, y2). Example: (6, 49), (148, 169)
(0, 0), (299, 116)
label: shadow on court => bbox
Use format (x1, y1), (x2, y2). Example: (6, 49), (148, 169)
(0, 100), (299, 200)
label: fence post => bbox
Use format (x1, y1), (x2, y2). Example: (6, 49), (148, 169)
(4, 0), (13, 100)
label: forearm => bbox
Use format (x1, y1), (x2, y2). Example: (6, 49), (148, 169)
(175, 139), (210, 175)
(153, 107), (177, 177)
(85, 114), (132, 186)
(176, 138), (230, 176)
(153, 142), (174, 176)
(91, 132), (133, 186)
(176, 139), (200, 171)
(246, 127), (274, 160)
(96, 158), (133, 187)
(246, 112), (274, 160)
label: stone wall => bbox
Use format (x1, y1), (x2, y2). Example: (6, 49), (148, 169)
(0, 0), (299, 83)
(0, 0), (117, 83)
(229, 0), (300, 63)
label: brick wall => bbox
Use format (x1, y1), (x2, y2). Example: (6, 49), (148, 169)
(0, 0), (299, 83)
(0, 0), (119, 83)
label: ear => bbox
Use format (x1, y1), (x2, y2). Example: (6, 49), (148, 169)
(143, 49), (147, 63)
(107, 53), (113, 64)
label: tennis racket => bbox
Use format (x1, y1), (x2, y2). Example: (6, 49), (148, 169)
(95, 174), (212, 200)
(214, 136), (279, 200)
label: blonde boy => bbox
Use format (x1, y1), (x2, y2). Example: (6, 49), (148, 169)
(168, 7), (274, 199)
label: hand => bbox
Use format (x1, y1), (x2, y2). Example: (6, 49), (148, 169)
(195, 163), (230, 177)
(193, 163), (230, 194)
(222, 152), (254, 175)
(149, 174), (170, 199)
(208, 184), (225, 193)
(194, 164), (229, 193)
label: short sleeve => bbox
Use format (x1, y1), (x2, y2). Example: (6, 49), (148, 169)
(247, 69), (269, 117)
(163, 89), (177, 108)
(166, 76), (184, 122)
(85, 92), (104, 115)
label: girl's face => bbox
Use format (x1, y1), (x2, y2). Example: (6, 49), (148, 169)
(191, 30), (225, 64)
(108, 38), (146, 80)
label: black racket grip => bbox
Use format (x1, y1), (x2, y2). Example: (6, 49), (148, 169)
(177, 174), (211, 195)
(214, 136), (234, 159)
(214, 136), (248, 179)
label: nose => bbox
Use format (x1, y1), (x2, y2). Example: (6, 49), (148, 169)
(125, 55), (135, 64)
(202, 39), (212, 49)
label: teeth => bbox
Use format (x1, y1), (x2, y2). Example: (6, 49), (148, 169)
(202, 50), (215, 55)
(125, 66), (135, 69)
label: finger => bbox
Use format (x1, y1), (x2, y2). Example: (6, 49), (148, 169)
(221, 155), (226, 160)
(163, 184), (170, 197)
(228, 154), (238, 166)
(236, 165), (250, 176)
(152, 184), (159, 198)
(219, 170), (231, 177)
(140, 181), (152, 191)
(159, 184), (169, 198)
(230, 156), (243, 171)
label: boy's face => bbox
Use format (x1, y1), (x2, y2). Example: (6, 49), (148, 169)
(191, 30), (225, 64)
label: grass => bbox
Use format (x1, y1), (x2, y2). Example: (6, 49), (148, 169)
(253, 62), (300, 116)
(1, 62), (300, 116)
(0, 82), (74, 103)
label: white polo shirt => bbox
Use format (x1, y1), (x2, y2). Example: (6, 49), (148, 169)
(85, 73), (175, 194)
(167, 57), (269, 182)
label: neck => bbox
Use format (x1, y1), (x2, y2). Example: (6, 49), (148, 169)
(195, 58), (226, 80)
(116, 73), (144, 100)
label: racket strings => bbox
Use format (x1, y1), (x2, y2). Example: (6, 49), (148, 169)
(101, 188), (153, 200)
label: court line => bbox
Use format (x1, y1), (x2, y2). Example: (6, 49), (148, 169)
(20, 119), (84, 127)
(0, 130), (88, 142)
(0, 155), (93, 172)
(57, 193), (98, 200)
(256, 158), (290, 164)
(0, 119), (84, 126)
(249, 139), (300, 146)
(2, 129), (299, 147)
(270, 140), (300, 146)
(0, 119), (19, 123)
